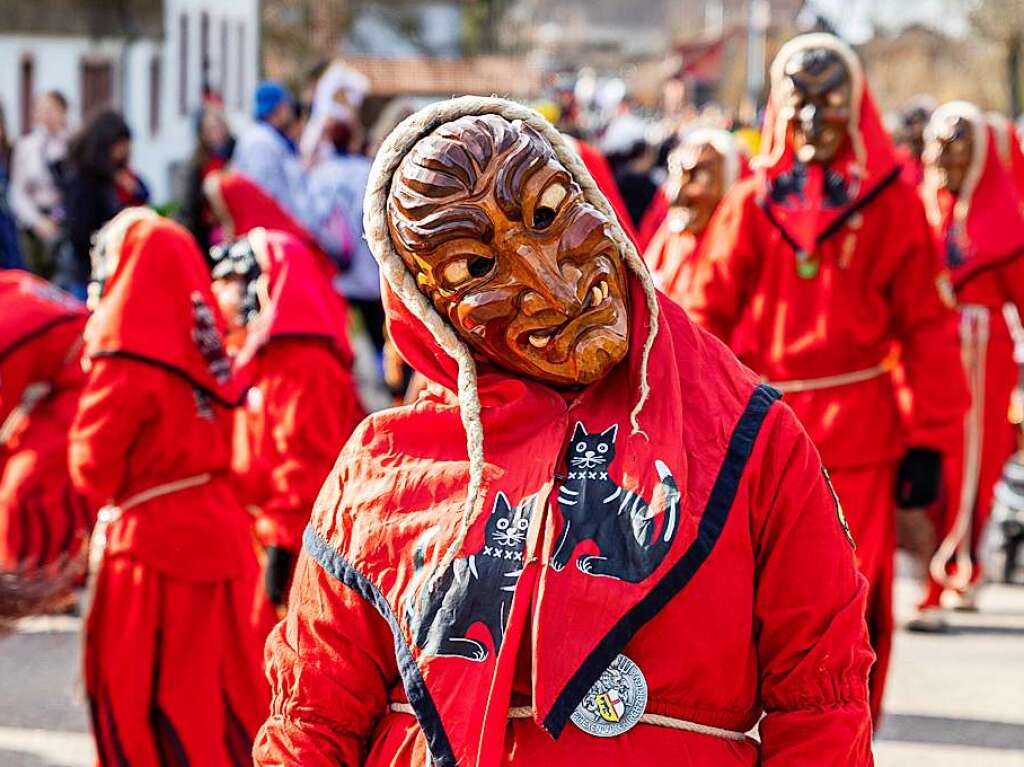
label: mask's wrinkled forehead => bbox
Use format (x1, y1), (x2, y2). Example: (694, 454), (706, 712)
(387, 114), (562, 254)
(783, 47), (850, 98)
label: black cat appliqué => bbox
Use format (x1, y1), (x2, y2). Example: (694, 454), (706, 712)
(404, 491), (535, 662)
(550, 423), (681, 583)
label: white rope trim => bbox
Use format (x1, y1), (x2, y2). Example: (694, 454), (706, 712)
(362, 96), (661, 580)
(768, 357), (895, 394)
(387, 702), (747, 742)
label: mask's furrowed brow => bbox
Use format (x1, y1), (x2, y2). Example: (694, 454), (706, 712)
(788, 64), (849, 99)
(388, 198), (495, 254)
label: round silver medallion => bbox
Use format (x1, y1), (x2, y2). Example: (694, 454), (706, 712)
(570, 654), (648, 737)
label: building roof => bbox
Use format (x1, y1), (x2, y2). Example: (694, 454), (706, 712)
(4, 0), (163, 39)
(336, 56), (542, 99)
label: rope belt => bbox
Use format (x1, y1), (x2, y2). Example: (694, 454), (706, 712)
(768, 356), (895, 394)
(387, 702), (748, 742)
(88, 473), (214, 574)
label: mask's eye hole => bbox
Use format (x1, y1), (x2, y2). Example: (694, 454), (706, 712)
(468, 255), (495, 278)
(533, 182), (568, 229)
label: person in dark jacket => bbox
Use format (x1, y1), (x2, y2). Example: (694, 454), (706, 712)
(60, 110), (148, 298)
(0, 103), (23, 269)
(178, 104), (235, 255)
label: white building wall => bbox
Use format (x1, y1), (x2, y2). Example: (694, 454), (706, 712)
(0, 0), (260, 204)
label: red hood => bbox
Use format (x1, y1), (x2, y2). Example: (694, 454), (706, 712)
(922, 103), (1024, 288)
(989, 112), (1024, 200)
(85, 211), (241, 405)
(0, 270), (86, 360)
(208, 171), (326, 258)
(236, 228), (354, 370)
(757, 34), (900, 255)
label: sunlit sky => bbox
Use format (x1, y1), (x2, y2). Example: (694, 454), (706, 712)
(808, 0), (971, 42)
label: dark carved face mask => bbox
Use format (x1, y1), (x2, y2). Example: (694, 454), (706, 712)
(387, 114), (630, 388)
(665, 140), (725, 235)
(782, 47), (853, 165)
(924, 114), (975, 197)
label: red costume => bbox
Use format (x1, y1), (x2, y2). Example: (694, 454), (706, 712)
(636, 189), (669, 253)
(69, 211), (271, 765)
(988, 112), (1024, 201)
(686, 36), (968, 720)
(921, 103), (1024, 603)
(254, 98), (873, 767)
(230, 228), (363, 555)
(0, 272), (92, 569)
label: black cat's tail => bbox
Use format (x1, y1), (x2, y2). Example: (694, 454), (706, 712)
(403, 527), (439, 629)
(651, 459), (680, 548)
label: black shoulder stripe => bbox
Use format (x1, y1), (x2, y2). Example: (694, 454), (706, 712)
(543, 383), (782, 737)
(302, 525), (458, 767)
(90, 350), (244, 407)
(0, 314), (83, 364)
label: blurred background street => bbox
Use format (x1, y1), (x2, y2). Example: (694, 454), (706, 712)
(2, 565), (1022, 766)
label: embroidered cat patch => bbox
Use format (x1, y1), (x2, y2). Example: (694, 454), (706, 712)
(550, 423), (681, 583)
(404, 491), (535, 662)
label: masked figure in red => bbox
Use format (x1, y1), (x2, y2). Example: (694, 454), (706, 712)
(894, 97), (935, 188)
(685, 34), (968, 721)
(918, 102), (1024, 618)
(70, 209), (272, 765)
(1, 272), (92, 572)
(643, 129), (746, 307)
(211, 227), (363, 607)
(987, 112), (1024, 202)
(253, 98), (874, 767)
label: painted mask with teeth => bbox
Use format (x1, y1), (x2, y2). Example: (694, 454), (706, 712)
(782, 47), (852, 165)
(386, 114), (630, 387)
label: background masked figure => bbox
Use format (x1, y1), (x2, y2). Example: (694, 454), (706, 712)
(642, 129), (746, 307)
(254, 98), (873, 767)
(686, 33), (968, 721)
(919, 102), (1024, 616)
(211, 228), (363, 608)
(70, 210), (271, 765)
(0, 272), (93, 574)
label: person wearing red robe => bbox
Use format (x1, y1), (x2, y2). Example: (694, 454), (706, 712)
(917, 102), (1024, 619)
(70, 209), (272, 765)
(254, 98), (874, 767)
(1, 272), (92, 572)
(685, 34), (968, 721)
(211, 227), (363, 607)
(643, 128), (746, 307)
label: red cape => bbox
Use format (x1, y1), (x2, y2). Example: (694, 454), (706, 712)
(0, 270), (86, 364)
(85, 211), (241, 406)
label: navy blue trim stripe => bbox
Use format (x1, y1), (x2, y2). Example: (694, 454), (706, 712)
(760, 165), (902, 253)
(542, 383), (782, 737)
(0, 314), (83, 364)
(303, 524), (458, 767)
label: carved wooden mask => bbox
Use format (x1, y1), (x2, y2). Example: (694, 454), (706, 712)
(924, 113), (975, 197)
(386, 114), (630, 387)
(781, 47), (853, 164)
(665, 139), (726, 235)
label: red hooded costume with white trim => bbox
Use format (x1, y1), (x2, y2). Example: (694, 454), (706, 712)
(920, 102), (1024, 602)
(69, 211), (271, 765)
(254, 97), (874, 767)
(685, 34), (968, 720)
(642, 129), (749, 307)
(229, 227), (364, 554)
(0, 272), (93, 569)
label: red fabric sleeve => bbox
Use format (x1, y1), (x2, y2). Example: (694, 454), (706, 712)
(889, 200), (970, 452)
(68, 358), (154, 504)
(253, 549), (399, 766)
(253, 344), (353, 552)
(751, 404), (874, 765)
(682, 185), (759, 342)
